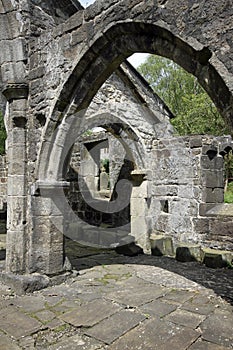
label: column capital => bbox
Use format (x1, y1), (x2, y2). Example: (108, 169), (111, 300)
(2, 83), (29, 101)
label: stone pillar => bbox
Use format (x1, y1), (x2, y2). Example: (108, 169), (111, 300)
(2, 83), (29, 273)
(29, 181), (69, 275)
(130, 170), (152, 253)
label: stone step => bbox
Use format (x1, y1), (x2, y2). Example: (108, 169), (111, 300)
(150, 234), (174, 257)
(176, 243), (201, 263)
(201, 248), (233, 268)
(149, 234), (233, 268)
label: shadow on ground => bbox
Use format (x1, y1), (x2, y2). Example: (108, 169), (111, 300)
(0, 236), (232, 306)
(65, 238), (233, 306)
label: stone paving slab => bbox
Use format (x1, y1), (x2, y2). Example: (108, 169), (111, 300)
(106, 284), (166, 307)
(0, 309), (42, 339)
(0, 252), (233, 349)
(0, 331), (21, 350)
(48, 334), (103, 350)
(181, 293), (218, 315)
(164, 308), (206, 328)
(140, 299), (177, 318)
(59, 299), (121, 327)
(85, 309), (146, 344)
(108, 317), (186, 349)
(158, 327), (201, 350)
(135, 264), (203, 290)
(12, 295), (46, 313)
(200, 310), (233, 348)
(189, 339), (233, 350)
(35, 310), (57, 324)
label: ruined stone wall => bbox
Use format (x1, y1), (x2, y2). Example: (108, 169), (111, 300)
(66, 130), (233, 251)
(1, 0), (233, 274)
(151, 135), (233, 251)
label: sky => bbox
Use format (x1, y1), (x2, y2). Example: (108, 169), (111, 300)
(79, 0), (95, 6)
(78, 0), (149, 68)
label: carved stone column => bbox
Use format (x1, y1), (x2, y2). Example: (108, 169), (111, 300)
(2, 83), (29, 273)
(29, 181), (69, 275)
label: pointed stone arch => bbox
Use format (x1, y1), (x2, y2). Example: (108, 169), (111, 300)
(1, 0), (233, 279)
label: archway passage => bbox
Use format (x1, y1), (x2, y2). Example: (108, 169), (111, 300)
(1, 0), (233, 278)
(38, 19), (233, 179)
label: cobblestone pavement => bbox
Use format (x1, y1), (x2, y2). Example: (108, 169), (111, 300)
(0, 243), (233, 349)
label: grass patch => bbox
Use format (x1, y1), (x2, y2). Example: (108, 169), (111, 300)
(96, 272), (132, 285)
(224, 181), (233, 203)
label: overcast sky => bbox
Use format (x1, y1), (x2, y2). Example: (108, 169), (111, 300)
(78, 0), (149, 68)
(79, 0), (95, 6)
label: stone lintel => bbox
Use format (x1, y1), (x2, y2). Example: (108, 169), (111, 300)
(2, 83), (29, 101)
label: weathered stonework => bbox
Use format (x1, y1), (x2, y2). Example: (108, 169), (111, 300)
(0, 0), (232, 278)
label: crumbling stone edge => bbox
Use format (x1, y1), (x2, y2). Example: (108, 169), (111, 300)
(0, 270), (78, 295)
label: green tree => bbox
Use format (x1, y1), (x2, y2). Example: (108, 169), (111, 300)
(138, 55), (230, 136)
(0, 111), (6, 154)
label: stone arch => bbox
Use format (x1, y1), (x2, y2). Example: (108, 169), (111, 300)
(47, 21), (232, 129)
(38, 20), (233, 181)
(38, 58), (173, 181)
(65, 121), (140, 245)
(3, 0), (233, 278)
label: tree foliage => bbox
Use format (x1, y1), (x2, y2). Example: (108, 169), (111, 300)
(0, 112), (6, 154)
(138, 55), (230, 136)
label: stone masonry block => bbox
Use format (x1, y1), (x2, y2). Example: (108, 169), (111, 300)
(29, 217), (64, 274)
(0, 38), (26, 64)
(1, 61), (26, 83)
(130, 197), (147, 216)
(199, 203), (216, 216)
(150, 234), (174, 257)
(0, 12), (21, 40)
(202, 187), (224, 203)
(7, 176), (26, 196)
(201, 248), (233, 268)
(189, 136), (202, 148)
(31, 196), (62, 217)
(201, 170), (224, 188)
(193, 218), (210, 233)
(131, 216), (148, 238)
(131, 181), (148, 199)
(201, 155), (224, 170)
(209, 217), (233, 237)
(176, 243), (201, 262)
(7, 196), (27, 230)
(152, 185), (178, 197)
(0, 0), (15, 13)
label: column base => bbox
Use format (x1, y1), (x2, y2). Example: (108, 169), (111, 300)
(0, 269), (78, 295)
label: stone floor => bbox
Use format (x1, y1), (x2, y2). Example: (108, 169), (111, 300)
(0, 241), (233, 349)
